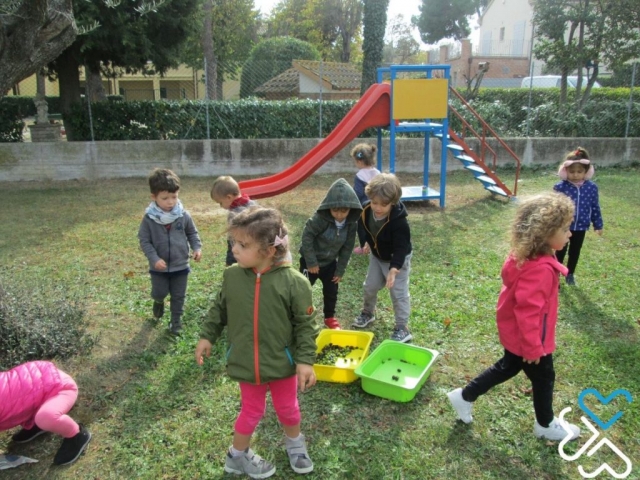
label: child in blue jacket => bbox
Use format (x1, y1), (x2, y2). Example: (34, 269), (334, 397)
(553, 147), (603, 286)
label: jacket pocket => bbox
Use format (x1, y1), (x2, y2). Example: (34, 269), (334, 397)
(226, 344), (233, 361)
(541, 314), (548, 344)
(284, 346), (294, 366)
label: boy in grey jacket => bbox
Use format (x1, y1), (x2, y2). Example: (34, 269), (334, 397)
(138, 168), (202, 335)
(299, 178), (362, 329)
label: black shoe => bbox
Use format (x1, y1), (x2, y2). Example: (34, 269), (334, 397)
(566, 274), (576, 286)
(53, 424), (92, 466)
(12, 425), (46, 443)
(169, 322), (183, 336)
(153, 301), (165, 319)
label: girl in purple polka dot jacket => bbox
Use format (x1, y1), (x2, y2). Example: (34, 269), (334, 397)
(553, 147), (603, 286)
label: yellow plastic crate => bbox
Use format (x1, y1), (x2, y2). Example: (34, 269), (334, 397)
(313, 329), (374, 383)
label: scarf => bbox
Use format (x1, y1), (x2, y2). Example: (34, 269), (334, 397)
(145, 200), (184, 225)
(229, 194), (251, 210)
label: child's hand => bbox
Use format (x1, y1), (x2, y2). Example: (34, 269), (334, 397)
(195, 339), (212, 366)
(386, 268), (399, 288)
(193, 250), (202, 262)
(307, 266), (320, 274)
(523, 357), (540, 365)
(594, 229), (603, 236)
(154, 259), (167, 270)
(296, 364), (316, 392)
(332, 275), (342, 284)
(363, 243), (371, 254)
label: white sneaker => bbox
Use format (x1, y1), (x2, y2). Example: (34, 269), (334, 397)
(447, 388), (473, 423)
(534, 417), (580, 441)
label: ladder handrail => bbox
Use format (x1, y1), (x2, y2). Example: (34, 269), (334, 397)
(449, 87), (521, 196)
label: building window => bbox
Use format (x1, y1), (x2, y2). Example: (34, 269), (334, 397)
(160, 87), (167, 99)
(499, 27), (505, 42)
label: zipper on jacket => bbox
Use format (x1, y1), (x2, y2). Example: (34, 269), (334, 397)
(361, 205), (390, 256)
(253, 272), (262, 384)
(573, 185), (580, 231)
(166, 225), (171, 272)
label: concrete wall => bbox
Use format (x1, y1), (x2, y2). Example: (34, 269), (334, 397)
(0, 137), (637, 182)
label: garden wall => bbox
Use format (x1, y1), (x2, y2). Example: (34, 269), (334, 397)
(0, 137), (638, 182)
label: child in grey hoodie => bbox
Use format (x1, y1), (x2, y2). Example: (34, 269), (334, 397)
(299, 178), (362, 329)
(138, 168), (202, 335)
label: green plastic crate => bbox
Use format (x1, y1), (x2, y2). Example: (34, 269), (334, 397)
(313, 329), (374, 383)
(354, 340), (439, 402)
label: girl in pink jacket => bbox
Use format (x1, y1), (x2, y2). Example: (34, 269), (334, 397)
(0, 361), (91, 465)
(447, 193), (582, 442)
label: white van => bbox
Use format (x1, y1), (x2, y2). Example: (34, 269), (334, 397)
(521, 75), (601, 88)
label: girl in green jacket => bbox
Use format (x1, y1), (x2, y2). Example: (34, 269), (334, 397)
(195, 206), (318, 479)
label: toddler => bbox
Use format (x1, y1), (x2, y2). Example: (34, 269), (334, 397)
(138, 168), (202, 335)
(447, 192), (581, 441)
(352, 173), (413, 343)
(351, 143), (381, 254)
(210, 175), (258, 266)
(195, 206), (318, 479)
(1, 361), (91, 466)
(299, 178), (362, 329)
(553, 147), (603, 286)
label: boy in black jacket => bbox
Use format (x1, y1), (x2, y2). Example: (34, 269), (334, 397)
(352, 173), (413, 342)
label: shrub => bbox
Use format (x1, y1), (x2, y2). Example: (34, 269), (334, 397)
(0, 276), (97, 369)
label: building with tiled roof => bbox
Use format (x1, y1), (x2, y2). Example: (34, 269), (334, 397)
(254, 60), (361, 100)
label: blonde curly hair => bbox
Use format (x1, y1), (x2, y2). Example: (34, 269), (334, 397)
(511, 192), (575, 266)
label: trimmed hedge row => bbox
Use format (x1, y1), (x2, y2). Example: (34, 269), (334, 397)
(2, 88), (639, 142)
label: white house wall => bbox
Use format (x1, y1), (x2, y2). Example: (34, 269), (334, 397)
(299, 73), (323, 94)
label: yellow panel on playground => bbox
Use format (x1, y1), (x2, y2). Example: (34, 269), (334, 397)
(392, 78), (448, 120)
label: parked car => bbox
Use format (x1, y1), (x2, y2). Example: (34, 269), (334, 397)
(521, 75), (602, 88)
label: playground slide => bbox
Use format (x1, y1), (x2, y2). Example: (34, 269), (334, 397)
(238, 83), (391, 199)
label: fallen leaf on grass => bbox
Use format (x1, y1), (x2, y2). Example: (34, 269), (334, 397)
(123, 271), (135, 279)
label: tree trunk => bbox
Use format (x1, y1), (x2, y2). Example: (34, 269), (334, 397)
(202, 0), (217, 100)
(56, 47), (82, 141)
(0, 0), (76, 98)
(86, 64), (108, 102)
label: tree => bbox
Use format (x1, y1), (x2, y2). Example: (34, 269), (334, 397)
(0, 0), (76, 97)
(413, 0), (487, 44)
(360, 0), (388, 94)
(239, 36), (320, 98)
(533, 0), (640, 108)
(49, 0), (198, 139)
(383, 14), (421, 65)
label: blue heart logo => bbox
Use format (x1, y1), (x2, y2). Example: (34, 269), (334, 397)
(578, 388), (633, 430)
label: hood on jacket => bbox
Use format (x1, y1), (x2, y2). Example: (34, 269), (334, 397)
(502, 254), (568, 286)
(317, 178), (362, 223)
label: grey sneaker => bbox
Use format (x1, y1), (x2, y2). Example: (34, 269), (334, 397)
(390, 327), (412, 343)
(352, 311), (375, 328)
(447, 388), (473, 424)
(169, 320), (182, 336)
(285, 435), (313, 474)
(224, 448), (276, 479)
(534, 417), (580, 441)
(566, 274), (576, 286)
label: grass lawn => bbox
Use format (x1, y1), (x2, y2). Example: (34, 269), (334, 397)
(1, 166), (639, 479)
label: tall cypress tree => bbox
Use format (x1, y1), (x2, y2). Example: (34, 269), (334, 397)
(360, 0), (389, 94)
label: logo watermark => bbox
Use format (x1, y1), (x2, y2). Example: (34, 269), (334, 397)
(558, 388), (633, 479)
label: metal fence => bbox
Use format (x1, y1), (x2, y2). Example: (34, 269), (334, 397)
(7, 59), (640, 142)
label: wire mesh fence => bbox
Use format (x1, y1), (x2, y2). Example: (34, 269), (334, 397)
(3, 59), (640, 143)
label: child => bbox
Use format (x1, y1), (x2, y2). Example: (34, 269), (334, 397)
(352, 173), (413, 343)
(195, 206), (318, 479)
(553, 147), (603, 286)
(351, 143), (381, 254)
(1, 361), (91, 466)
(138, 168), (202, 335)
(299, 178), (363, 330)
(210, 175), (258, 267)
(447, 192), (581, 442)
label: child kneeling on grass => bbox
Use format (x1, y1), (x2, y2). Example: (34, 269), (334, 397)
(195, 206), (318, 479)
(299, 178), (362, 329)
(447, 192), (581, 442)
(1, 361), (91, 466)
(352, 173), (413, 343)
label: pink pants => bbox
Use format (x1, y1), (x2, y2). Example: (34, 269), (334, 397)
(33, 370), (79, 439)
(235, 375), (300, 436)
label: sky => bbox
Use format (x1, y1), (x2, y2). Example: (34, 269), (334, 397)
(252, 0), (479, 49)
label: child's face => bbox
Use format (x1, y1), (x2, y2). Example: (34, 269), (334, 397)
(548, 222), (572, 251)
(151, 190), (179, 212)
(213, 193), (237, 210)
(566, 163), (589, 183)
(330, 207), (350, 222)
(369, 196), (392, 218)
(231, 230), (273, 271)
